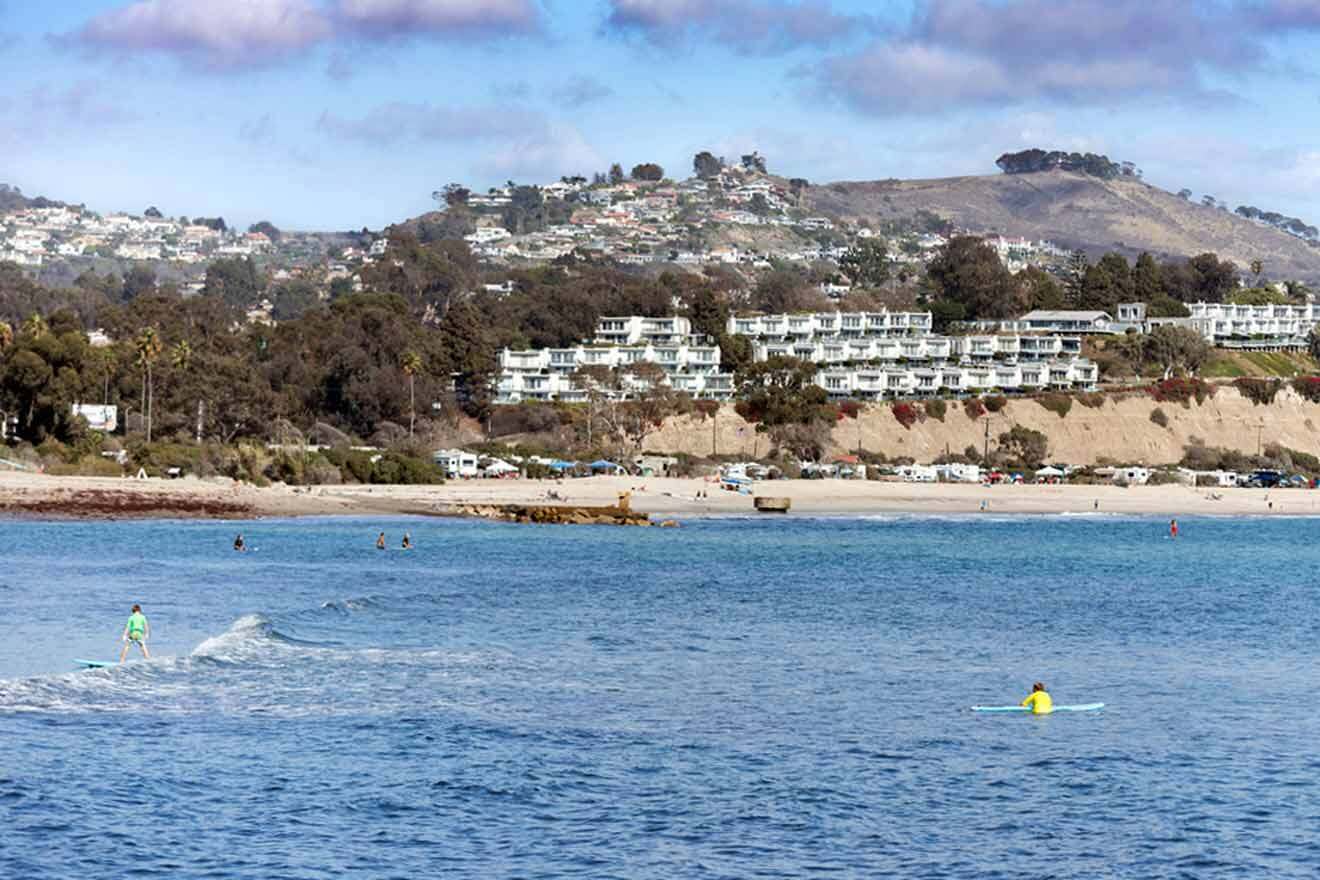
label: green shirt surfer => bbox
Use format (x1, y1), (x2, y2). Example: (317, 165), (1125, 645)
(120, 604), (151, 663)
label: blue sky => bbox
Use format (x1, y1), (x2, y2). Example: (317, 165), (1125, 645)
(4, 0), (1320, 231)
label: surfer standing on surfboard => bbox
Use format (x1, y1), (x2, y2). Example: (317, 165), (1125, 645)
(119, 604), (150, 663)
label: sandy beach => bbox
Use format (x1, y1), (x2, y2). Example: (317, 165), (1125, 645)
(0, 471), (1311, 520)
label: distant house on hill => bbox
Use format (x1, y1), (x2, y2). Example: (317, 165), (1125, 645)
(1019, 310), (1115, 334)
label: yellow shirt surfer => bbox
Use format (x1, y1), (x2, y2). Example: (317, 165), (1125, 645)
(1021, 682), (1053, 715)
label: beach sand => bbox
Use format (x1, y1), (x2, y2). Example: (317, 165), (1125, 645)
(0, 471), (1308, 520)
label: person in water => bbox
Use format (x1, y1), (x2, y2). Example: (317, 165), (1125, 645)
(376, 532), (386, 550)
(119, 604), (150, 663)
(233, 534), (246, 552)
(401, 533), (412, 550)
(1170, 518), (1179, 539)
(1021, 681), (1053, 715)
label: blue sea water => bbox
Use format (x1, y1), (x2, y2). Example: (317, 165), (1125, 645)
(3, 513), (1320, 878)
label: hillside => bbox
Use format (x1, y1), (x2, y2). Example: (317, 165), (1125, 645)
(807, 170), (1320, 281)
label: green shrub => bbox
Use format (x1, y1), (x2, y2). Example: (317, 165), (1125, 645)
(1149, 407), (1170, 428)
(983, 395), (1007, 413)
(1075, 392), (1107, 408)
(1035, 392), (1072, 418)
(924, 399), (947, 422)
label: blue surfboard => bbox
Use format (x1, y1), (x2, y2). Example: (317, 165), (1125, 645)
(73, 659), (116, 669)
(972, 703), (1105, 713)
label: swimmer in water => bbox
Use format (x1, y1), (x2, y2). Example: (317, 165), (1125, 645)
(401, 533), (412, 550)
(233, 534), (246, 552)
(1021, 681), (1053, 715)
(1170, 518), (1178, 539)
(376, 532), (386, 550)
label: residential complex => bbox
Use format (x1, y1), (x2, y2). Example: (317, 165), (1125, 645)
(497, 310), (1099, 404)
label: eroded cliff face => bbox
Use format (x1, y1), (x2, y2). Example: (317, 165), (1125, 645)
(642, 387), (1320, 465)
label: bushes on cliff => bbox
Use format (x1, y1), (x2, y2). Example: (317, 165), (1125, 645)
(1035, 392), (1072, 418)
(997, 424), (1049, 469)
(924, 399), (947, 422)
(983, 394), (1008, 413)
(1075, 391), (1106, 408)
(1233, 377), (1281, 406)
(891, 401), (922, 429)
(1148, 377), (1214, 407)
(1292, 377), (1320, 403)
(963, 398), (986, 419)
(837, 400), (864, 420)
(1149, 407), (1170, 428)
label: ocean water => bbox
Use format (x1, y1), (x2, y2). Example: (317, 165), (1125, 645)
(3, 513), (1320, 878)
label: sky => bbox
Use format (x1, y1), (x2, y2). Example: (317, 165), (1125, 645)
(4, 0), (1320, 231)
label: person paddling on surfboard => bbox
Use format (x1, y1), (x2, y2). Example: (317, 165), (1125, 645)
(119, 604), (150, 663)
(1021, 681), (1053, 715)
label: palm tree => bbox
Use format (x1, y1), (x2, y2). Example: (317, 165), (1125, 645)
(21, 313), (46, 339)
(171, 340), (198, 441)
(135, 328), (163, 443)
(400, 350), (423, 440)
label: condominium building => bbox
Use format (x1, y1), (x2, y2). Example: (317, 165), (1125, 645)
(1181, 302), (1320, 347)
(495, 312), (1098, 404)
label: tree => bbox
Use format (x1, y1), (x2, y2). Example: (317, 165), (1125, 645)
(270, 279), (321, 321)
(248, 221), (282, 242)
(1132, 252), (1162, 302)
(838, 239), (891, 287)
(434, 183), (470, 207)
(135, 327), (163, 443)
(203, 257), (262, 309)
(608, 163), (625, 185)
(924, 236), (1026, 320)
(998, 424), (1048, 468)
(630, 163), (664, 182)
(1078, 253), (1133, 312)
(693, 151), (723, 180)
(1017, 266), (1065, 310)
(734, 356), (830, 430)
(1063, 250), (1089, 306)
(740, 152), (767, 174)
(1186, 253), (1240, 303)
(1177, 188), (1193, 200)
(751, 269), (826, 313)
(400, 350), (422, 440)
(144, 206), (162, 219)
(1144, 325), (1210, 379)
(122, 265), (157, 302)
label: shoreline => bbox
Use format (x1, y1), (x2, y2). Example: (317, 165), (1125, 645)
(0, 472), (1308, 521)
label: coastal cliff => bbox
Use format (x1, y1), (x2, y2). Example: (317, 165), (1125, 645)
(642, 386), (1320, 465)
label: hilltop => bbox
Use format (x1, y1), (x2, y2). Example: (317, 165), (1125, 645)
(806, 169), (1320, 281)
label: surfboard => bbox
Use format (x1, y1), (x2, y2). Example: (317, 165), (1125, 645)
(73, 659), (116, 669)
(971, 703), (1105, 713)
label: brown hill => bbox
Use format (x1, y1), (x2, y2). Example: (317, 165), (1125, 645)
(807, 170), (1320, 281)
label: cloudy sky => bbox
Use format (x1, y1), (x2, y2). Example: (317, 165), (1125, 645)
(4, 0), (1320, 230)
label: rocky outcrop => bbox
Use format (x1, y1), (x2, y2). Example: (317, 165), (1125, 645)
(446, 503), (656, 526)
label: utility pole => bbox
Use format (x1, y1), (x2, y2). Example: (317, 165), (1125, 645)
(983, 417), (991, 465)
(712, 405), (717, 457)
